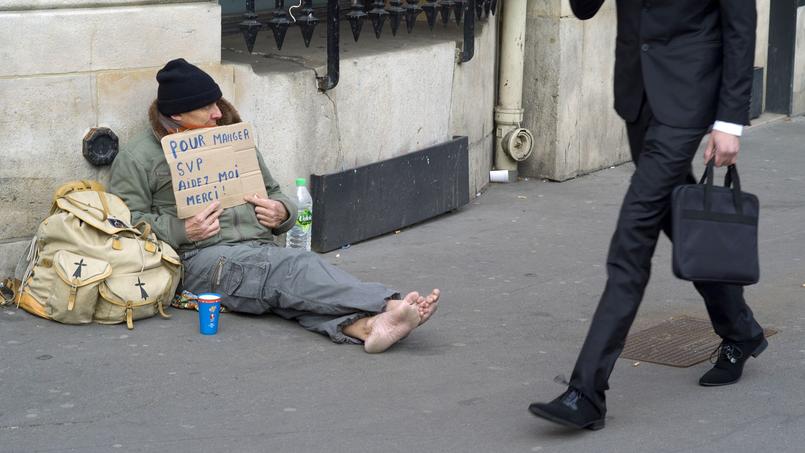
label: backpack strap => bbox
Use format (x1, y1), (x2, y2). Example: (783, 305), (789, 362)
(59, 192), (111, 221)
(52, 180), (106, 200)
(132, 221), (153, 240)
(157, 298), (171, 319)
(132, 221), (158, 253)
(158, 273), (175, 320)
(51, 181), (110, 219)
(100, 298), (155, 330)
(0, 278), (19, 306)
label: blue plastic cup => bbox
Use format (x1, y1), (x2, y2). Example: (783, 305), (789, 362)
(197, 293), (222, 335)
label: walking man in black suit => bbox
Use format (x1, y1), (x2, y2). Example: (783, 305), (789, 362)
(528, 0), (767, 430)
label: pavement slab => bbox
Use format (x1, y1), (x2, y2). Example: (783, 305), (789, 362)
(1, 117), (804, 452)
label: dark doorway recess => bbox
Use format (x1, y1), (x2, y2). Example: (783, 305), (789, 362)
(766, 1), (801, 114)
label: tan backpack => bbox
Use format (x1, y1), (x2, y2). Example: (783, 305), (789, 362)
(15, 180), (181, 329)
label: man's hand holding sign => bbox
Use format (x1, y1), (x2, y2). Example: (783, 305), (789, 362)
(160, 122), (268, 219)
(185, 201), (223, 242)
(246, 194), (288, 229)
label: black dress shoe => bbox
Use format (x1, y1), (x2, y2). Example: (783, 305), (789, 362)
(528, 387), (605, 430)
(699, 335), (768, 387)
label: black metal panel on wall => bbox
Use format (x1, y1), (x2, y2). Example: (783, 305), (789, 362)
(767, 0), (798, 114)
(309, 136), (470, 253)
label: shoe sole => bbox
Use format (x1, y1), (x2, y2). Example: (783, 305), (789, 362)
(699, 378), (739, 387)
(699, 338), (768, 387)
(528, 405), (605, 431)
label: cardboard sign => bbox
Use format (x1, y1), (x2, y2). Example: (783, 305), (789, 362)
(160, 122), (267, 219)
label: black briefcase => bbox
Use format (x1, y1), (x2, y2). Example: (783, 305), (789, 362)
(671, 161), (759, 285)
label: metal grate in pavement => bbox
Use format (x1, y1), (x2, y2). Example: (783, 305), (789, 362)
(621, 315), (776, 368)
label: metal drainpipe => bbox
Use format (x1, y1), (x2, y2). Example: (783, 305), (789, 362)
(492, 0), (533, 182)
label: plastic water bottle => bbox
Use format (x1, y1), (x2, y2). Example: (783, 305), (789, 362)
(286, 178), (312, 250)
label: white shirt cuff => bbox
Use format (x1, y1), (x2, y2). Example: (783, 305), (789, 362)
(712, 121), (743, 137)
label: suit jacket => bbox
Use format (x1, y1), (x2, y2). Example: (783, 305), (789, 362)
(570, 0), (756, 128)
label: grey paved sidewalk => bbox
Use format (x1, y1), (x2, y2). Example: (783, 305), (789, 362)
(1, 117), (804, 452)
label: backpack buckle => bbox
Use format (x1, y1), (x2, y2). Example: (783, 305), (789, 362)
(0, 279), (18, 305)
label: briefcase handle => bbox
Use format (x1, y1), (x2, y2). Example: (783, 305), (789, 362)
(698, 160), (744, 215)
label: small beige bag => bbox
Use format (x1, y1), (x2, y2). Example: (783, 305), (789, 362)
(16, 180), (181, 329)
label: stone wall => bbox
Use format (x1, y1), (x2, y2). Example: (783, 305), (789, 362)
(221, 42), (458, 193)
(0, 0), (197, 9)
(794, 6), (805, 116)
(521, 0), (627, 181)
(0, 1), (497, 277)
(0, 1), (220, 276)
(218, 20), (497, 199)
(451, 18), (498, 196)
(521, 0), (776, 181)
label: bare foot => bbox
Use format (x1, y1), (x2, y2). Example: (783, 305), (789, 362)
(364, 292), (421, 353)
(415, 289), (440, 326)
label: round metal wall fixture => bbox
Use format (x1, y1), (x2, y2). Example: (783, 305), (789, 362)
(503, 128), (534, 162)
(82, 127), (119, 166)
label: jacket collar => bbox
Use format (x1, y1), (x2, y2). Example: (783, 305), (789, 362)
(148, 97), (242, 140)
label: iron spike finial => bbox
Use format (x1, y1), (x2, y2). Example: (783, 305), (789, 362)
(368, 1), (389, 39)
(404, 0), (422, 33)
(296, 0), (319, 47)
(440, 0), (455, 25)
(239, 0), (262, 53)
(347, 1), (367, 42)
(453, 0), (465, 25)
(268, 0), (291, 50)
(422, 0), (439, 30)
(241, 19), (262, 53)
(388, 1), (405, 36)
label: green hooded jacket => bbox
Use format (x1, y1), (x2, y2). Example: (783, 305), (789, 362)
(109, 98), (297, 253)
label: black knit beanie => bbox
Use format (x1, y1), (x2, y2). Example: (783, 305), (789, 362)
(156, 58), (223, 116)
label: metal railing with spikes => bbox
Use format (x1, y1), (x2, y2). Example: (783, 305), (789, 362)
(237, 0), (497, 91)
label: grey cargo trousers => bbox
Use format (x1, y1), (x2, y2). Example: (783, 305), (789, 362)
(181, 242), (399, 344)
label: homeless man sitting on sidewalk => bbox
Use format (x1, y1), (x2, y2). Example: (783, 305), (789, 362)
(109, 58), (439, 352)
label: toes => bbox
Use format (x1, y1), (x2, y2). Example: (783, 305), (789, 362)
(403, 291), (420, 305)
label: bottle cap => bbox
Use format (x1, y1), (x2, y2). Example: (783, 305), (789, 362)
(295, 178), (306, 186)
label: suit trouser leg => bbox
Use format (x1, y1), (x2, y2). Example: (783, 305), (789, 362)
(628, 103), (764, 346)
(567, 104), (762, 412)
